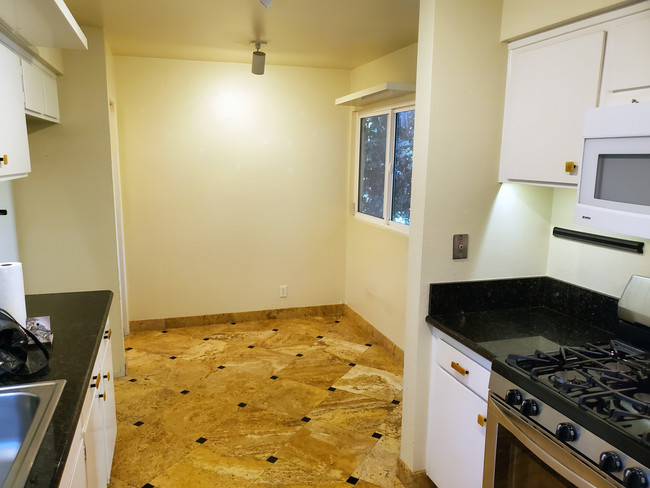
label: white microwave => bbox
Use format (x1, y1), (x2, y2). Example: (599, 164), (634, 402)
(575, 104), (650, 239)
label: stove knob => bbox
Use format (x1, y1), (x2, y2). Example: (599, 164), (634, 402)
(624, 468), (649, 488)
(555, 422), (578, 442)
(505, 389), (522, 406)
(599, 451), (623, 473)
(520, 399), (539, 417)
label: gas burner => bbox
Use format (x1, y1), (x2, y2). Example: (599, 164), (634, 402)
(552, 370), (578, 385)
(604, 362), (633, 374)
(635, 392), (650, 404)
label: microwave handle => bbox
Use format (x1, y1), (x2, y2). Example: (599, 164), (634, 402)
(488, 398), (618, 488)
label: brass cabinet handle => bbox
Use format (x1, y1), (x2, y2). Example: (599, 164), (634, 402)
(477, 414), (487, 427)
(104, 328), (112, 340)
(451, 361), (469, 376)
(565, 161), (577, 173)
(103, 371), (111, 382)
(99, 392), (107, 402)
(1, 154), (7, 165)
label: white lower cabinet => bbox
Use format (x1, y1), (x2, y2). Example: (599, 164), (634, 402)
(59, 324), (116, 488)
(426, 338), (489, 488)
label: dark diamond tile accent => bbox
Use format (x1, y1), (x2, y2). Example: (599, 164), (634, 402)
(365, 343), (372, 347)
(334, 320), (340, 324)
(328, 387), (336, 391)
(372, 432), (383, 439)
(317, 335), (324, 339)
(349, 363), (356, 367)
(134, 421), (144, 427)
(301, 417), (311, 423)
(203, 338), (210, 341)
(161, 330), (168, 334)
(248, 345), (255, 349)
(180, 390), (190, 395)
(196, 437), (207, 444)
(270, 375), (278, 380)
(266, 456), (278, 464)
(296, 353), (303, 357)
(125, 347), (133, 351)
(142, 484), (155, 488)
(217, 365), (225, 369)
(231, 322), (237, 325)
(238, 402), (247, 408)
(272, 328), (279, 332)
(392, 400), (401, 405)
(346, 476), (358, 485)
(129, 378), (137, 382)
(169, 356), (177, 360)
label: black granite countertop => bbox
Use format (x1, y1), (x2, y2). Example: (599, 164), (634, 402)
(426, 277), (619, 361)
(0, 291), (113, 487)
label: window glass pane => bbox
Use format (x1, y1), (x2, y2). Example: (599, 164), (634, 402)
(358, 114), (387, 219)
(391, 110), (414, 225)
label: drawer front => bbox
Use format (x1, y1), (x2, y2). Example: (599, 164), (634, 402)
(437, 339), (490, 401)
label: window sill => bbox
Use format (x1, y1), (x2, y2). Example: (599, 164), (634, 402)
(352, 213), (410, 236)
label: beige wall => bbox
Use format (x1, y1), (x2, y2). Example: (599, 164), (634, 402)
(13, 27), (126, 375)
(114, 57), (349, 321)
(401, 0), (554, 471)
(547, 188), (650, 297)
(343, 44), (417, 350)
(501, 0), (639, 40)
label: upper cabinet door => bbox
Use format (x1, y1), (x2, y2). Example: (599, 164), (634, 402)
(0, 43), (31, 181)
(499, 31), (606, 186)
(601, 11), (650, 105)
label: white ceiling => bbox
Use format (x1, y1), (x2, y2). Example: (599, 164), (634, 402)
(64, 0), (420, 70)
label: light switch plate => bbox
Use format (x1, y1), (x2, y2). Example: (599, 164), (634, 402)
(453, 234), (468, 259)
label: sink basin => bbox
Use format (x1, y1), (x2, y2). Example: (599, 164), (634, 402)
(0, 380), (65, 488)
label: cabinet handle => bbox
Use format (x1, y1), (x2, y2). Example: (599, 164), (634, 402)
(1, 154), (7, 166)
(450, 361), (469, 376)
(565, 161), (577, 173)
(477, 414), (487, 427)
(99, 392), (107, 402)
(90, 374), (99, 388)
(103, 371), (111, 382)
(104, 329), (112, 340)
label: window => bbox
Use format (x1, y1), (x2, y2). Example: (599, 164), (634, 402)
(355, 105), (414, 230)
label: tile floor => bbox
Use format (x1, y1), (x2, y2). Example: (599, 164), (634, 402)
(108, 315), (405, 488)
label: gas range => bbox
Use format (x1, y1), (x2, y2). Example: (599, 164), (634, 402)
(488, 276), (650, 488)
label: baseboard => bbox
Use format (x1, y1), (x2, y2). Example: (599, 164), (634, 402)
(396, 458), (436, 488)
(342, 306), (404, 364)
(130, 304), (346, 332)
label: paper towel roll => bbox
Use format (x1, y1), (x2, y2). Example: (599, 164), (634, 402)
(0, 262), (27, 326)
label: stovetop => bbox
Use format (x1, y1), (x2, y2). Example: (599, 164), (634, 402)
(504, 339), (650, 449)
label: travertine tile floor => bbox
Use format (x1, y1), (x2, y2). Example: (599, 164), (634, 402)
(108, 315), (405, 488)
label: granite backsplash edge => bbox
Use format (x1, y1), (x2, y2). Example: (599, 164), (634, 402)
(428, 276), (619, 330)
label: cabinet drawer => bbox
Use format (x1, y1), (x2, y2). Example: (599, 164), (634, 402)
(437, 340), (490, 401)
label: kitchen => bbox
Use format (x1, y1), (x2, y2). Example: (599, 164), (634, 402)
(1, 0), (650, 487)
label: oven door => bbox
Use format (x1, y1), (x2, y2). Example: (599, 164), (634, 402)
(483, 394), (619, 488)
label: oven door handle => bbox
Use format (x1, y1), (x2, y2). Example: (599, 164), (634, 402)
(488, 398), (618, 488)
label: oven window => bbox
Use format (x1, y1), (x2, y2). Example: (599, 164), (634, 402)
(595, 154), (650, 206)
(494, 428), (576, 488)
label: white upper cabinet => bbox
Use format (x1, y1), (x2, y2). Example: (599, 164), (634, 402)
(600, 10), (650, 105)
(21, 59), (60, 121)
(499, 31), (606, 186)
(499, 4), (650, 187)
(0, 43), (31, 181)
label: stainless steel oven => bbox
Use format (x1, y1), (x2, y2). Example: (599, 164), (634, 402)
(484, 379), (619, 488)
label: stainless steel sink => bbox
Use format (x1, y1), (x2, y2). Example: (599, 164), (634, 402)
(0, 380), (65, 488)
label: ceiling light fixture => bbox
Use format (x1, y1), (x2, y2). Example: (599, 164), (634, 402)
(251, 41), (267, 75)
(259, 0), (273, 7)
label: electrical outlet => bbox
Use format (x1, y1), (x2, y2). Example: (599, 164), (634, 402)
(453, 234), (468, 259)
(279, 285), (288, 298)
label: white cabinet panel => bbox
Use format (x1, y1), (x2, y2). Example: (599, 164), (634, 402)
(426, 365), (487, 488)
(499, 31), (606, 186)
(100, 332), (117, 481)
(601, 11), (650, 105)
(21, 59), (60, 122)
(437, 339), (490, 401)
(43, 72), (60, 119)
(0, 43), (30, 181)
